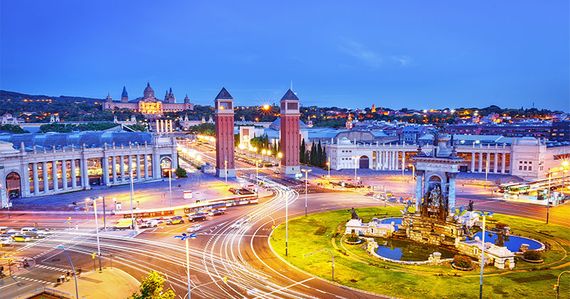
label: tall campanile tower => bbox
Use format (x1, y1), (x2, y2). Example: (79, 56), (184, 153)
(280, 89), (301, 175)
(215, 88), (236, 178)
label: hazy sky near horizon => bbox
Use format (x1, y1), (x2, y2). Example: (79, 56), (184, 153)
(1, 1), (569, 111)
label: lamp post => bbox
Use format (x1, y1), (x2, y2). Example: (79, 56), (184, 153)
(554, 270), (570, 299)
(224, 159), (228, 184)
(277, 152), (283, 169)
(56, 245), (79, 299)
(255, 159), (260, 185)
(90, 197), (102, 272)
(352, 156), (358, 183)
(168, 167), (173, 208)
(476, 211), (493, 299)
(285, 188), (289, 257)
(175, 232), (196, 299)
(327, 157), (331, 178)
(301, 169), (312, 217)
(304, 248), (335, 281)
(129, 167), (135, 230)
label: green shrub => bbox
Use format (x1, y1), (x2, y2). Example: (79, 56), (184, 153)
(523, 250), (542, 261)
(453, 255), (473, 269)
(346, 232), (360, 243)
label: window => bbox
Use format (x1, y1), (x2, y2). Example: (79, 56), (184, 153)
(519, 166), (522, 170)
(287, 102), (298, 110)
(528, 166), (532, 171)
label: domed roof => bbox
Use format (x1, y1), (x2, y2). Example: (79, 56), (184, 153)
(143, 82), (155, 99)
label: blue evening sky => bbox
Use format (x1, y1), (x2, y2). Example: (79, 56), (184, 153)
(1, 1), (568, 111)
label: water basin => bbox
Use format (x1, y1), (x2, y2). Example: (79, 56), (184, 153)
(375, 238), (455, 261)
(469, 231), (542, 252)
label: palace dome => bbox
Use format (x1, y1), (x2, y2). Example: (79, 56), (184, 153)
(143, 82), (155, 99)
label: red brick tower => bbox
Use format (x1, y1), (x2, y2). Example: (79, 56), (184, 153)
(280, 89), (301, 175)
(215, 87), (236, 178)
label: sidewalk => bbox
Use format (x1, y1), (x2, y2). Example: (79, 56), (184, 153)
(54, 268), (139, 299)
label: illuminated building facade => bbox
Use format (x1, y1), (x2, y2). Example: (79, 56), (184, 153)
(0, 132), (177, 208)
(103, 83), (193, 118)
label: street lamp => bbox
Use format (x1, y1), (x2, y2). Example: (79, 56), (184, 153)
(408, 164), (416, 181)
(352, 156), (358, 183)
(129, 166), (135, 230)
(277, 152), (283, 169)
(474, 211), (493, 299)
(168, 167), (174, 208)
(554, 270), (570, 299)
(326, 157), (331, 178)
(301, 169), (312, 217)
(175, 232), (197, 299)
(224, 159), (228, 184)
(88, 196), (103, 272)
(56, 245), (79, 299)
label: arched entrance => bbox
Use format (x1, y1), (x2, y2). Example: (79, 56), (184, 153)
(160, 157), (173, 178)
(359, 155), (369, 169)
(5, 172), (21, 199)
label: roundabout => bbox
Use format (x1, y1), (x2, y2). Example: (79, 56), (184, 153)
(269, 206), (570, 298)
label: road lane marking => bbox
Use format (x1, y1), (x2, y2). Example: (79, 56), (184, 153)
(253, 277), (314, 298)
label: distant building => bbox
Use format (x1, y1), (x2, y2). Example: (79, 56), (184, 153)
(445, 122), (552, 139)
(550, 121), (570, 142)
(326, 135), (570, 180)
(0, 132), (177, 207)
(103, 83), (193, 118)
(1, 113), (23, 125)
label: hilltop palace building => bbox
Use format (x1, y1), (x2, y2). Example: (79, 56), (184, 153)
(103, 83), (193, 117)
(0, 132), (178, 208)
(327, 135), (570, 181)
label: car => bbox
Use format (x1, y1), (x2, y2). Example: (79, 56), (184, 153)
(228, 187), (238, 194)
(187, 212), (208, 222)
(166, 216), (184, 225)
(12, 234), (32, 242)
(5, 229), (19, 236)
(113, 219), (135, 230)
(0, 237), (13, 246)
(141, 219), (160, 228)
(0, 226), (8, 234)
(208, 209), (225, 216)
(187, 224), (202, 233)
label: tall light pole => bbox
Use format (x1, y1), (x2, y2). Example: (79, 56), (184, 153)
(301, 169), (312, 217)
(476, 211), (493, 299)
(224, 159), (228, 184)
(90, 197), (102, 272)
(129, 166), (135, 230)
(352, 156), (358, 183)
(255, 159), (260, 185)
(57, 245), (79, 299)
(285, 188), (289, 257)
(277, 152), (283, 170)
(175, 232), (196, 299)
(168, 167), (173, 208)
(327, 157), (331, 178)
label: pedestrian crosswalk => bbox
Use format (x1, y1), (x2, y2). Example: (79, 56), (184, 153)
(34, 264), (70, 273)
(14, 275), (56, 286)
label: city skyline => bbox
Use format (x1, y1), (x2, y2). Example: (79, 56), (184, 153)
(1, 1), (568, 111)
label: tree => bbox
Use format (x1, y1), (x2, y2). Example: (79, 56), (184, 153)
(300, 139), (306, 164)
(131, 271), (175, 299)
(175, 167), (188, 178)
(0, 124), (28, 134)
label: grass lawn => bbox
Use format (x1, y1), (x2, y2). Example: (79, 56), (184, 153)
(269, 206), (570, 299)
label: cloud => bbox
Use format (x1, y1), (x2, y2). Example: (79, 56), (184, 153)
(338, 39), (383, 68)
(391, 55), (412, 67)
